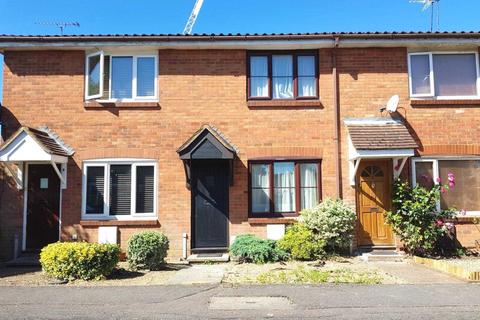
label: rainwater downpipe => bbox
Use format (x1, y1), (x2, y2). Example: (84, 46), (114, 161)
(332, 37), (342, 199)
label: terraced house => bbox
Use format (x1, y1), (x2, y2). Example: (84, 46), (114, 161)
(0, 31), (480, 261)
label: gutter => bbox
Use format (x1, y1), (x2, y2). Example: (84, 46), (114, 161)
(332, 37), (342, 198)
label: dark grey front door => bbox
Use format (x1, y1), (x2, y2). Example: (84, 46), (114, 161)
(192, 160), (229, 249)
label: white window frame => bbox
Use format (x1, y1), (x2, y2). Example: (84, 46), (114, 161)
(85, 51), (104, 100)
(408, 51), (480, 100)
(84, 52), (158, 103)
(81, 158), (158, 220)
(411, 157), (480, 216)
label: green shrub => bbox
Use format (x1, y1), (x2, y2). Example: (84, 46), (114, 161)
(230, 234), (288, 263)
(300, 198), (356, 250)
(40, 242), (120, 281)
(277, 224), (326, 260)
(127, 231), (169, 270)
(385, 179), (456, 256)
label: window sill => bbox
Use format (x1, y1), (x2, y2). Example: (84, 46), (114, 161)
(84, 101), (160, 109)
(247, 99), (322, 108)
(80, 219), (159, 226)
(248, 217), (298, 225)
(410, 99), (480, 107)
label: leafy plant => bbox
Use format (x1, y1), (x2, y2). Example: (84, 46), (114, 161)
(230, 234), (288, 263)
(300, 198), (356, 250)
(277, 223), (326, 260)
(385, 178), (456, 256)
(40, 242), (120, 281)
(127, 231), (169, 271)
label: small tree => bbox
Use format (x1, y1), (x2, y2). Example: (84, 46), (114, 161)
(385, 177), (456, 256)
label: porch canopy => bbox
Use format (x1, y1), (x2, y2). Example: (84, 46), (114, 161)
(0, 126), (74, 189)
(177, 124), (238, 187)
(344, 117), (418, 186)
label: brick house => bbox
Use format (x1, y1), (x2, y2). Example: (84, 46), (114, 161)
(0, 32), (480, 261)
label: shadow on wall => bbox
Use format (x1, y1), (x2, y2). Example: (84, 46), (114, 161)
(229, 158), (250, 225)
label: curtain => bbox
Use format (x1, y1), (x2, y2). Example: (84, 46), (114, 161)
(111, 56), (133, 99)
(251, 164), (270, 213)
(410, 54), (431, 95)
(272, 55), (293, 99)
(433, 54), (477, 96)
(439, 160), (480, 211)
(414, 161), (434, 189)
(250, 56), (269, 97)
(137, 57), (155, 97)
(298, 56), (316, 97)
(300, 164), (318, 210)
(274, 162), (295, 212)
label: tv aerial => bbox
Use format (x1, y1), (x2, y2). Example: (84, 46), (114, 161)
(410, 0), (441, 32)
(35, 21), (80, 35)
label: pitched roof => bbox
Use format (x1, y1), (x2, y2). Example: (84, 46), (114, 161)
(0, 126), (74, 157)
(345, 118), (418, 150)
(177, 124), (239, 155)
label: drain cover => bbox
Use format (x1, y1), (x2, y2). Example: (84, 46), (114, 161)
(209, 296), (294, 310)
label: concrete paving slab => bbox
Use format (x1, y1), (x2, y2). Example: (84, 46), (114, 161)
(165, 264), (226, 285)
(373, 261), (465, 284)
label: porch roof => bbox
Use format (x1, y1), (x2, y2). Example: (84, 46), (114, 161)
(0, 126), (74, 163)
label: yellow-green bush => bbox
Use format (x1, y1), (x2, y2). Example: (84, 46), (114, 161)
(40, 242), (120, 280)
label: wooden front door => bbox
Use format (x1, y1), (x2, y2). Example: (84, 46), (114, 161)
(192, 160), (229, 249)
(26, 164), (60, 250)
(356, 160), (394, 246)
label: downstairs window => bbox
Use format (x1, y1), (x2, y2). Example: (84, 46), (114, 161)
(82, 160), (156, 219)
(249, 160), (321, 216)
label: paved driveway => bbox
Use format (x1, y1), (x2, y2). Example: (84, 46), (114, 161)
(1, 284), (479, 319)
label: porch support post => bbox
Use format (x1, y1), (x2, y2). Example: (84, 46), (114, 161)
(393, 157), (408, 179)
(4, 162), (23, 189)
(349, 158), (361, 186)
(50, 161), (66, 186)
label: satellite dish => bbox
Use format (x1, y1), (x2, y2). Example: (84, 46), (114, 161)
(386, 95), (400, 113)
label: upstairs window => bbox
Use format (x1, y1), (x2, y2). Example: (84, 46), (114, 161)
(248, 52), (318, 100)
(82, 160), (157, 219)
(408, 52), (480, 99)
(85, 52), (158, 101)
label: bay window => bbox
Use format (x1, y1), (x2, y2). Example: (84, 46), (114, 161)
(249, 160), (321, 216)
(412, 158), (480, 215)
(408, 52), (480, 99)
(248, 51), (318, 100)
(82, 160), (157, 219)
(85, 52), (158, 101)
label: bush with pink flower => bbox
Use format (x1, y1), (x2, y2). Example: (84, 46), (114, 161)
(385, 174), (457, 256)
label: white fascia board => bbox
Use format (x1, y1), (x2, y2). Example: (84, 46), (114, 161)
(350, 149), (415, 160)
(2, 37), (480, 51)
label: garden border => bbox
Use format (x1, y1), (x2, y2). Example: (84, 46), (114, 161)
(413, 256), (480, 282)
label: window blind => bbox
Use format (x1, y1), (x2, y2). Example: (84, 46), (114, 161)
(109, 165), (132, 215)
(111, 56), (133, 99)
(86, 166), (105, 214)
(136, 166), (154, 213)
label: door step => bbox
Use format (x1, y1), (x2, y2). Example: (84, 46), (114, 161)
(5, 253), (40, 267)
(187, 253), (230, 263)
(360, 249), (405, 262)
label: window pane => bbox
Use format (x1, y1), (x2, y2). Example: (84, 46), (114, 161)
(137, 57), (155, 97)
(101, 55), (110, 99)
(433, 54), (477, 96)
(272, 55), (293, 99)
(300, 164), (317, 187)
(414, 161), (434, 189)
(298, 56), (315, 76)
(251, 164), (270, 213)
(410, 54), (431, 95)
(87, 54), (101, 97)
(136, 166), (154, 214)
(439, 160), (480, 211)
(274, 162), (295, 212)
(111, 56), (133, 99)
(250, 56), (268, 76)
(86, 166), (104, 214)
(301, 188), (318, 210)
(109, 165), (132, 215)
(298, 77), (316, 97)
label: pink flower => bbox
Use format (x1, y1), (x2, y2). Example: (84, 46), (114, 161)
(436, 219), (444, 226)
(448, 172), (455, 182)
(448, 181), (455, 188)
(460, 209), (467, 216)
(436, 177), (442, 183)
(440, 186), (446, 193)
(445, 222), (455, 231)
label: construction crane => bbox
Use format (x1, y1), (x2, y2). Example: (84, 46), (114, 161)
(183, 0), (204, 35)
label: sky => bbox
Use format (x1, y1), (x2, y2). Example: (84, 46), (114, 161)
(0, 0), (479, 102)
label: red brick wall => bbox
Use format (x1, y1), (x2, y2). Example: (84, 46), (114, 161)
(1, 47), (479, 260)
